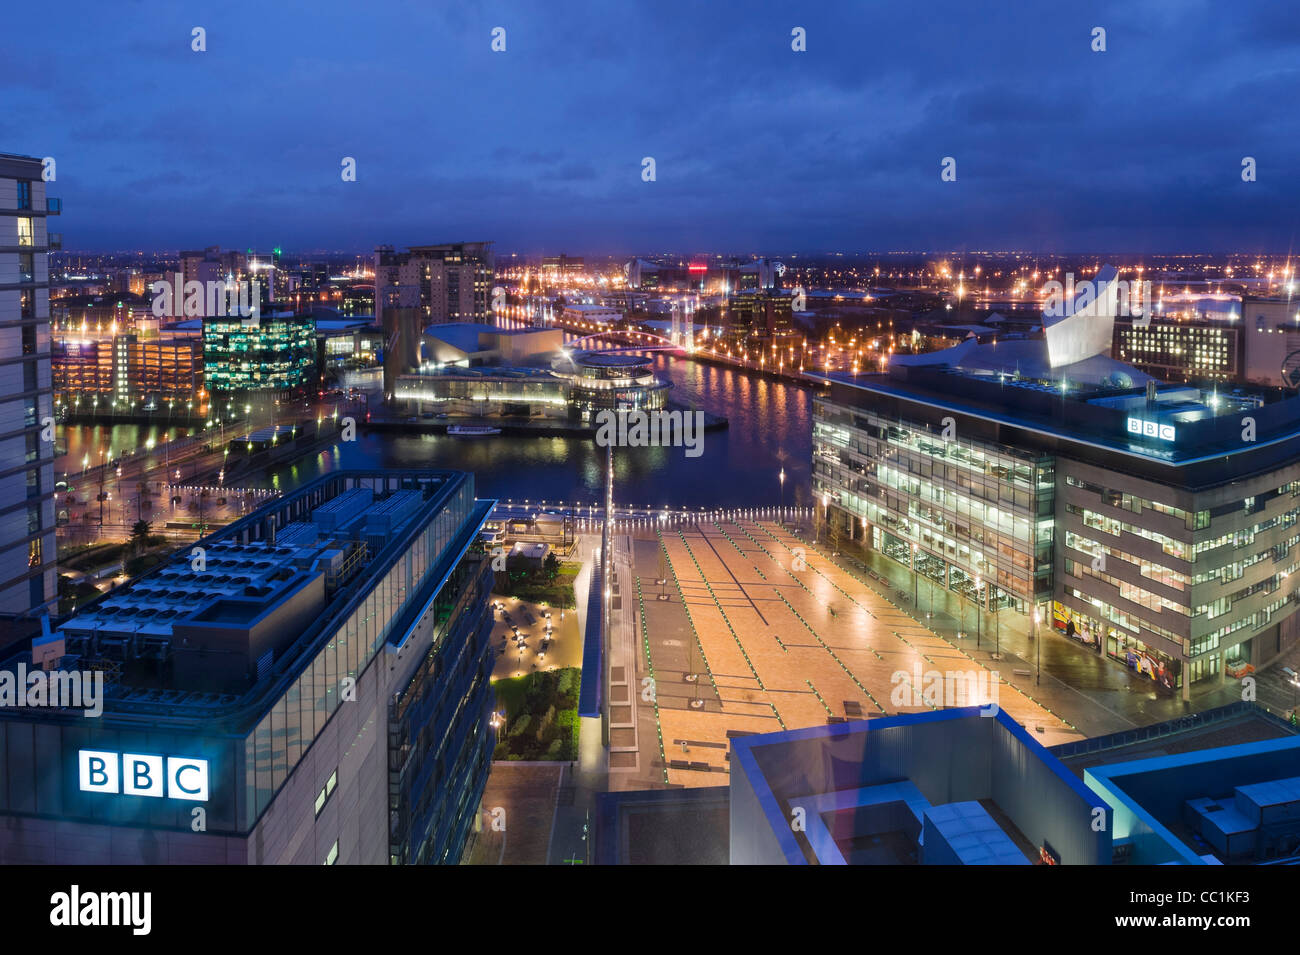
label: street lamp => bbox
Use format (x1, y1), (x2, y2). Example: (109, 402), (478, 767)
(1033, 608), (1042, 685)
(912, 542), (918, 607)
(778, 467), (785, 524)
(992, 585), (1002, 661)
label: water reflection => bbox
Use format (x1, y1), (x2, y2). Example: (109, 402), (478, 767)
(58, 356), (816, 508)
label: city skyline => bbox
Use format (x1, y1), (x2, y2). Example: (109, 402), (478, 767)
(7, 0), (1300, 253)
(6, 0), (1300, 899)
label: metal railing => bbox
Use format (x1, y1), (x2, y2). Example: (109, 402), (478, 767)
(1047, 700), (1298, 759)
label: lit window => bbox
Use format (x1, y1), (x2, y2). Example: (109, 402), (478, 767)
(314, 769), (338, 817)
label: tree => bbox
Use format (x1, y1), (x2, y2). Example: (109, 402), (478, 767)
(129, 520), (152, 558)
(827, 512), (842, 555)
(542, 552), (560, 581)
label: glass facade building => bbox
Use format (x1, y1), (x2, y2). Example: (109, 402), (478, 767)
(0, 469), (496, 864)
(812, 354), (1300, 703)
(203, 314), (316, 394)
(814, 397), (1054, 618)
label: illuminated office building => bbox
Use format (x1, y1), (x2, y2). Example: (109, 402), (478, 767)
(813, 335), (1300, 701)
(203, 313), (316, 394)
(1113, 295), (1242, 383)
(725, 290), (797, 355)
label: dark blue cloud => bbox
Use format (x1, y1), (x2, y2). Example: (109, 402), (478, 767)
(5, 0), (1298, 253)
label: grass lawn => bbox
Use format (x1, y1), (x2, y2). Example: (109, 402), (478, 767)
(57, 575), (102, 616)
(491, 667), (581, 761)
(503, 564), (580, 608)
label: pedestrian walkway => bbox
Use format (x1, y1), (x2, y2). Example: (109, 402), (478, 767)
(637, 518), (1081, 788)
(779, 523), (1250, 735)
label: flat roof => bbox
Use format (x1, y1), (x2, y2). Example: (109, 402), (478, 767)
(1085, 735), (1300, 864)
(574, 352), (652, 368)
(731, 707), (1110, 865)
(11, 470), (487, 726)
(815, 343), (1300, 483)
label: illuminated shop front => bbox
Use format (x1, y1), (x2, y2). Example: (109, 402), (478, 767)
(1052, 600), (1181, 692)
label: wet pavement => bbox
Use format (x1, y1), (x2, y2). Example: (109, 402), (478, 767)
(786, 525), (1261, 737)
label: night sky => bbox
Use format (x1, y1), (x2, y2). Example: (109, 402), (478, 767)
(7, 0), (1300, 254)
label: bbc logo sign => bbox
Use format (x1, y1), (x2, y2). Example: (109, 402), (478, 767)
(78, 750), (209, 802)
(1126, 417), (1175, 442)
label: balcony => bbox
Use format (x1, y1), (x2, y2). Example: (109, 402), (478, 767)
(46, 197), (61, 215)
(47, 233), (62, 250)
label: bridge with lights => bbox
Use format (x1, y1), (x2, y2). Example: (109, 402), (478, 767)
(563, 328), (688, 354)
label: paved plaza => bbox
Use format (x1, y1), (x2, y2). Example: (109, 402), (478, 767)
(637, 519), (1082, 788)
(489, 595), (582, 680)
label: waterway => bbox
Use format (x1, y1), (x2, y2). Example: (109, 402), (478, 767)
(56, 355), (818, 509)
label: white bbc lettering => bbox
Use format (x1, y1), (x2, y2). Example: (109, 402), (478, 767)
(78, 750), (209, 802)
(1126, 417), (1175, 442)
(168, 757), (209, 801)
(122, 754), (164, 797)
(78, 750), (118, 794)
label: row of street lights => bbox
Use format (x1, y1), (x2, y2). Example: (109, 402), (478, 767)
(904, 541), (1042, 684)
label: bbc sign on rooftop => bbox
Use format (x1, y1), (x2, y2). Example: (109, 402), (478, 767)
(78, 750), (209, 802)
(1126, 417), (1175, 443)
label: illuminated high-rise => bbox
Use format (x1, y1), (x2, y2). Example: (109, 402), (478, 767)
(0, 153), (59, 641)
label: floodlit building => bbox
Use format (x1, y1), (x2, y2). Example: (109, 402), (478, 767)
(560, 303), (622, 327)
(374, 242), (495, 328)
(1043, 265), (1121, 367)
(813, 330), (1300, 700)
(1114, 295), (1243, 383)
(724, 289), (797, 354)
(375, 242), (496, 393)
(53, 334), (204, 410)
(392, 351), (670, 422)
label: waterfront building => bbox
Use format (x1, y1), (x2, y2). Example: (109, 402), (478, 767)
(375, 243), (495, 393)
(393, 351), (669, 423)
(813, 334), (1300, 700)
(724, 290), (797, 357)
(374, 242), (495, 328)
(53, 334), (204, 411)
